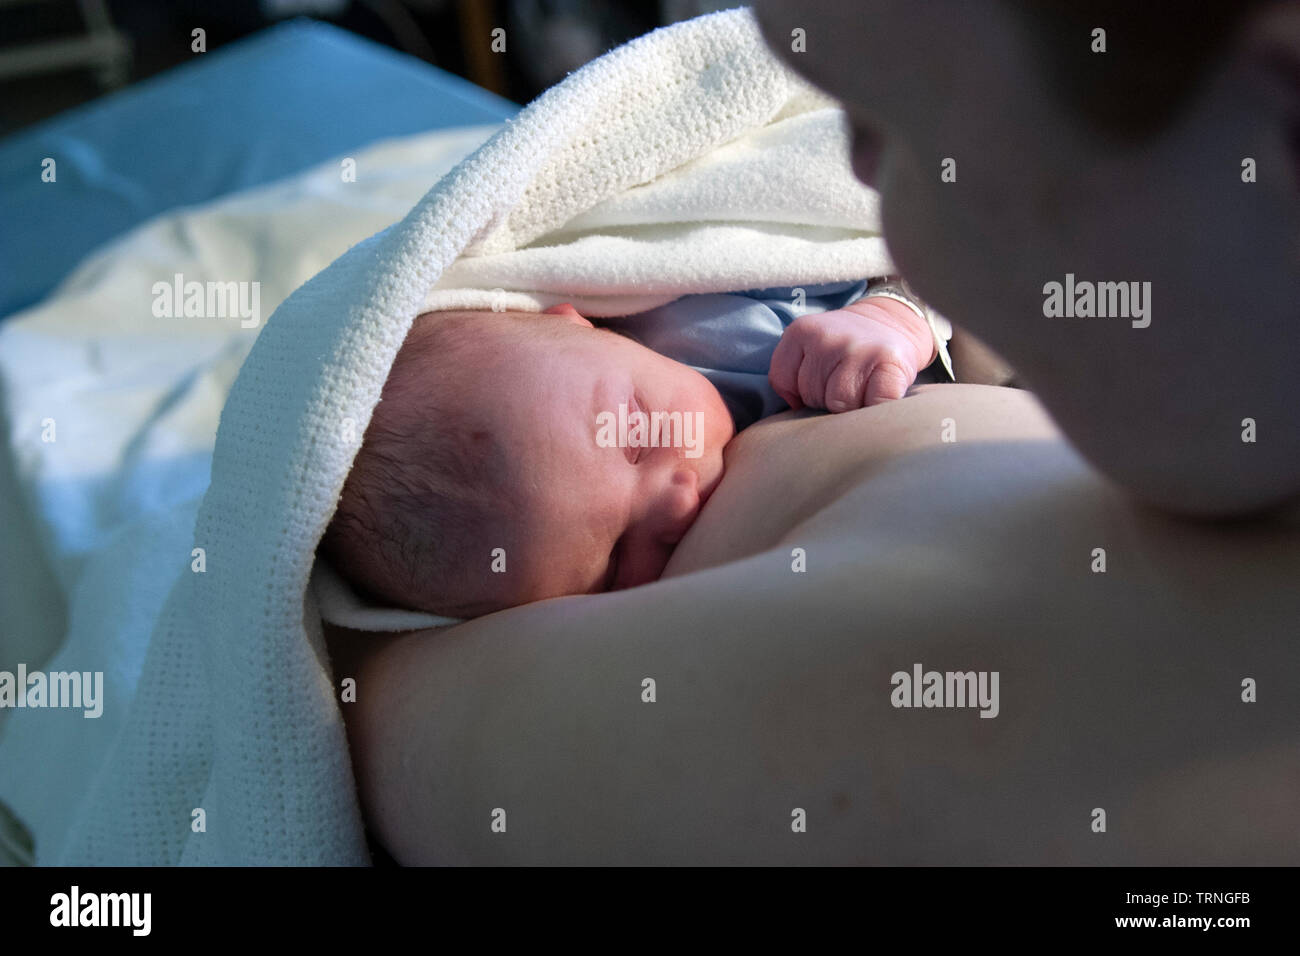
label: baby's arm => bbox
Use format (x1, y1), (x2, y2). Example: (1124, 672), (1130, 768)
(768, 296), (936, 411)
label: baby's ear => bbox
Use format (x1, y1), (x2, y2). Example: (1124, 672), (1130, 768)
(541, 303), (593, 328)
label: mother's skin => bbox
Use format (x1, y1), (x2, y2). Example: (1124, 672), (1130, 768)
(752, 0), (1300, 517)
(327, 385), (1300, 865)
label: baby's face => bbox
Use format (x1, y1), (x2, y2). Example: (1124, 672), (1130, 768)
(444, 306), (733, 610)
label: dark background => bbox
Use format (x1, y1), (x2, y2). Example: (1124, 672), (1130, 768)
(0, 0), (731, 136)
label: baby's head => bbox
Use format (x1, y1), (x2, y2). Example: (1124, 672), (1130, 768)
(321, 305), (733, 619)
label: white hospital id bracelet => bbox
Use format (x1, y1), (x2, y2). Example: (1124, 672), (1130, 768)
(862, 275), (955, 380)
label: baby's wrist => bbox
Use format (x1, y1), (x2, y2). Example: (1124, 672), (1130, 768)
(841, 297), (937, 368)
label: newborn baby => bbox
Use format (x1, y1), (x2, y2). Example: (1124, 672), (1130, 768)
(321, 280), (944, 619)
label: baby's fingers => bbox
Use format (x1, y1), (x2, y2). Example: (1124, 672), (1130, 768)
(768, 334), (806, 410)
(864, 360), (913, 405)
(823, 357), (870, 412)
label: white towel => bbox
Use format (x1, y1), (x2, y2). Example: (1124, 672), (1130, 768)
(42, 7), (901, 864)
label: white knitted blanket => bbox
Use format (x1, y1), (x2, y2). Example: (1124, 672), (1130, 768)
(27, 7), (898, 864)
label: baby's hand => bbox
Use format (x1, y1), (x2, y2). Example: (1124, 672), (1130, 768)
(768, 298), (935, 411)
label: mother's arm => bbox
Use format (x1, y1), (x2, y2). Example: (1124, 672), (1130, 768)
(330, 385), (1300, 864)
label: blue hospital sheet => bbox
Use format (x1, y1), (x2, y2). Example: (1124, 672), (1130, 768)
(0, 19), (519, 319)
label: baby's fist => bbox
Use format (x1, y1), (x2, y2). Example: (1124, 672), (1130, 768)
(768, 299), (934, 412)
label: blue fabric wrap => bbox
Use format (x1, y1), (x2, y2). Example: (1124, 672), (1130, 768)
(614, 279), (871, 430)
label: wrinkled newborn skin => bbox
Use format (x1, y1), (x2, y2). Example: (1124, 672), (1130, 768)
(432, 304), (732, 608)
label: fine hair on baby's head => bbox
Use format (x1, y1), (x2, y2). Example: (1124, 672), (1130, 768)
(322, 304), (732, 620)
(321, 311), (536, 619)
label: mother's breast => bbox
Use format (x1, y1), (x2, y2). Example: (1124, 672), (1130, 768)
(664, 384), (1060, 579)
